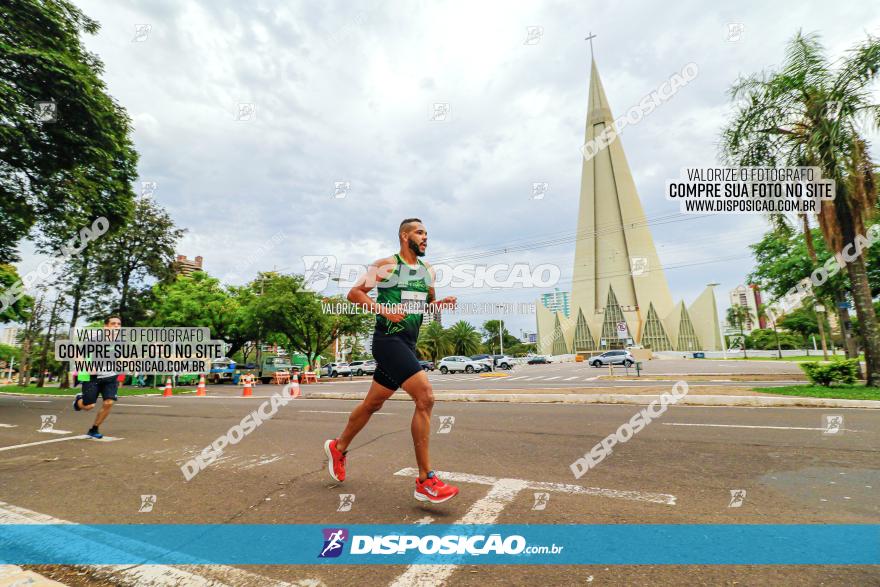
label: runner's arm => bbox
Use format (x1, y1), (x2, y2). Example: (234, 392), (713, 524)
(423, 261), (456, 311)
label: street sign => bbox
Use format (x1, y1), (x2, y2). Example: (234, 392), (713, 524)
(616, 321), (628, 340)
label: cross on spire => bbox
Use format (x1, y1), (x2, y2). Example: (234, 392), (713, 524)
(585, 32), (597, 60)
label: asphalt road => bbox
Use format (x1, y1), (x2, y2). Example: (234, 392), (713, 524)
(0, 390), (877, 586)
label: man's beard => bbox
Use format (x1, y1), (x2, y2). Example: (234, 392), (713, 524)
(408, 238), (425, 257)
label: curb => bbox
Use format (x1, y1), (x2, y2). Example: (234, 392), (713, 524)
(301, 391), (880, 409)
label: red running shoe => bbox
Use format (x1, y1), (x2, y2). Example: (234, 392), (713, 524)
(414, 471), (459, 503)
(324, 439), (347, 482)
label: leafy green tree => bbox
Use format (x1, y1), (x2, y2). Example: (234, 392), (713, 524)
(779, 305), (830, 352)
(726, 305), (755, 358)
(0, 0), (138, 264)
(252, 274), (371, 368)
(746, 328), (801, 351)
(417, 321), (451, 363)
(446, 320), (481, 356)
(92, 197), (184, 324)
(757, 303), (783, 358)
(0, 264), (33, 323)
(722, 31), (880, 385)
(150, 271), (256, 358)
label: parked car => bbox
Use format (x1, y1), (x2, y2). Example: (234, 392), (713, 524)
(527, 356), (549, 365)
(419, 360), (435, 371)
(492, 355), (516, 369)
(348, 360), (376, 376)
(323, 362), (352, 377)
(438, 356), (487, 374)
(469, 354), (494, 372)
(589, 350), (635, 367)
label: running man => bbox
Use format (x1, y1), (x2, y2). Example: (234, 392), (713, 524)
(72, 315), (122, 439)
(324, 218), (460, 503)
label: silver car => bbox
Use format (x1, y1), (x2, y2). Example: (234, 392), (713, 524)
(589, 350), (635, 367)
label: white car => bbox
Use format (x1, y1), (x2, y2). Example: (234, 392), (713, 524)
(348, 360), (376, 376)
(327, 362), (352, 377)
(438, 356), (487, 374)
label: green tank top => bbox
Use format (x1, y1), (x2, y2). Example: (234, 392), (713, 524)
(375, 253), (432, 341)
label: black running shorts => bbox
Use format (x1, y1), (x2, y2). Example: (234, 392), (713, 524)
(81, 376), (119, 405)
(371, 331), (422, 391)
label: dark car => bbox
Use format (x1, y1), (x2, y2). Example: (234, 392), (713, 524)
(527, 356), (549, 365)
(419, 360), (435, 371)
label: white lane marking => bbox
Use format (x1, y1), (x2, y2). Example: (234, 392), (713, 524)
(37, 429), (72, 435)
(21, 400), (51, 403)
(414, 516), (434, 525)
(663, 422), (861, 432)
(584, 376), (599, 381)
(389, 476), (527, 587)
(389, 469), (674, 586)
(297, 410), (393, 415)
(0, 500), (321, 587)
(113, 404), (170, 408)
(0, 435), (122, 452)
(544, 376), (561, 381)
(0, 424), (17, 428)
(507, 376), (528, 381)
(563, 376), (579, 381)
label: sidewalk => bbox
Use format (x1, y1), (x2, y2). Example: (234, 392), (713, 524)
(302, 386), (880, 409)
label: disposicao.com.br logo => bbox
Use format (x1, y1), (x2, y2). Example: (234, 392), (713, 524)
(318, 528), (563, 558)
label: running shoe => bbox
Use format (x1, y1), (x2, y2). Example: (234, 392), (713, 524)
(414, 471), (459, 503)
(87, 426), (103, 439)
(324, 438), (346, 482)
(73, 393), (82, 411)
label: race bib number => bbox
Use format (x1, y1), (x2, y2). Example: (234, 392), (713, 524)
(400, 290), (428, 315)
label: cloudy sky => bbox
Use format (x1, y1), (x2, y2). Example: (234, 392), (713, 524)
(14, 0), (880, 336)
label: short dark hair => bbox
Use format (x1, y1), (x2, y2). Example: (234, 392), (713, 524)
(399, 218), (422, 237)
(105, 314), (122, 325)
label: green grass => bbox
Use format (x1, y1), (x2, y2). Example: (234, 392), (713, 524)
(0, 384), (195, 396)
(730, 354), (863, 362)
(753, 383), (880, 401)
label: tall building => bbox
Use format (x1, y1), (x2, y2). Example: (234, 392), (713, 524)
(728, 284), (764, 333)
(174, 255), (203, 276)
(540, 289), (570, 318)
(536, 58), (722, 354)
(0, 326), (21, 347)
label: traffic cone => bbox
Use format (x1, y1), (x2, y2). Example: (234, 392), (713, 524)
(242, 375), (252, 397)
(288, 380), (300, 398)
(196, 374), (207, 396)
(163, 378), (173, 397)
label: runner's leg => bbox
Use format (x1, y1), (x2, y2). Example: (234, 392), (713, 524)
(336, 379), (395, 452)
(400, 369), (433, 480)
(93, 399), (114, 427)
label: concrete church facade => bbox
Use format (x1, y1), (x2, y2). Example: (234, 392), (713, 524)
(536, 60), (722, 355)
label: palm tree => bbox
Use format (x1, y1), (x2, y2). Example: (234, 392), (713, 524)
(417, 321), (451, 364)
(446, 320), (481, 356)
(722, 31), (880, 386)
(727, 304), (755, 359)
(757, 303), (783, 359)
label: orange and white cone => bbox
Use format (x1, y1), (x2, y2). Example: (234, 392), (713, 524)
(242, 375), (253, 397)
(196, 374), (207, 396)
(163, 378), (173, 397)
(288, 379), (301, 398)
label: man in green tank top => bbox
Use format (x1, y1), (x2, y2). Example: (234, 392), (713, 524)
(324, 219), (461, 503)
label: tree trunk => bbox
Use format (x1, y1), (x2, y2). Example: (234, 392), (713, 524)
(846, 256), (880, 386)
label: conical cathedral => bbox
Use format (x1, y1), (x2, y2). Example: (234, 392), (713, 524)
(536, 59), (722, 354)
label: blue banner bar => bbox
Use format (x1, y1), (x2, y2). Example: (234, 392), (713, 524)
(0, 524), (876, 565)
